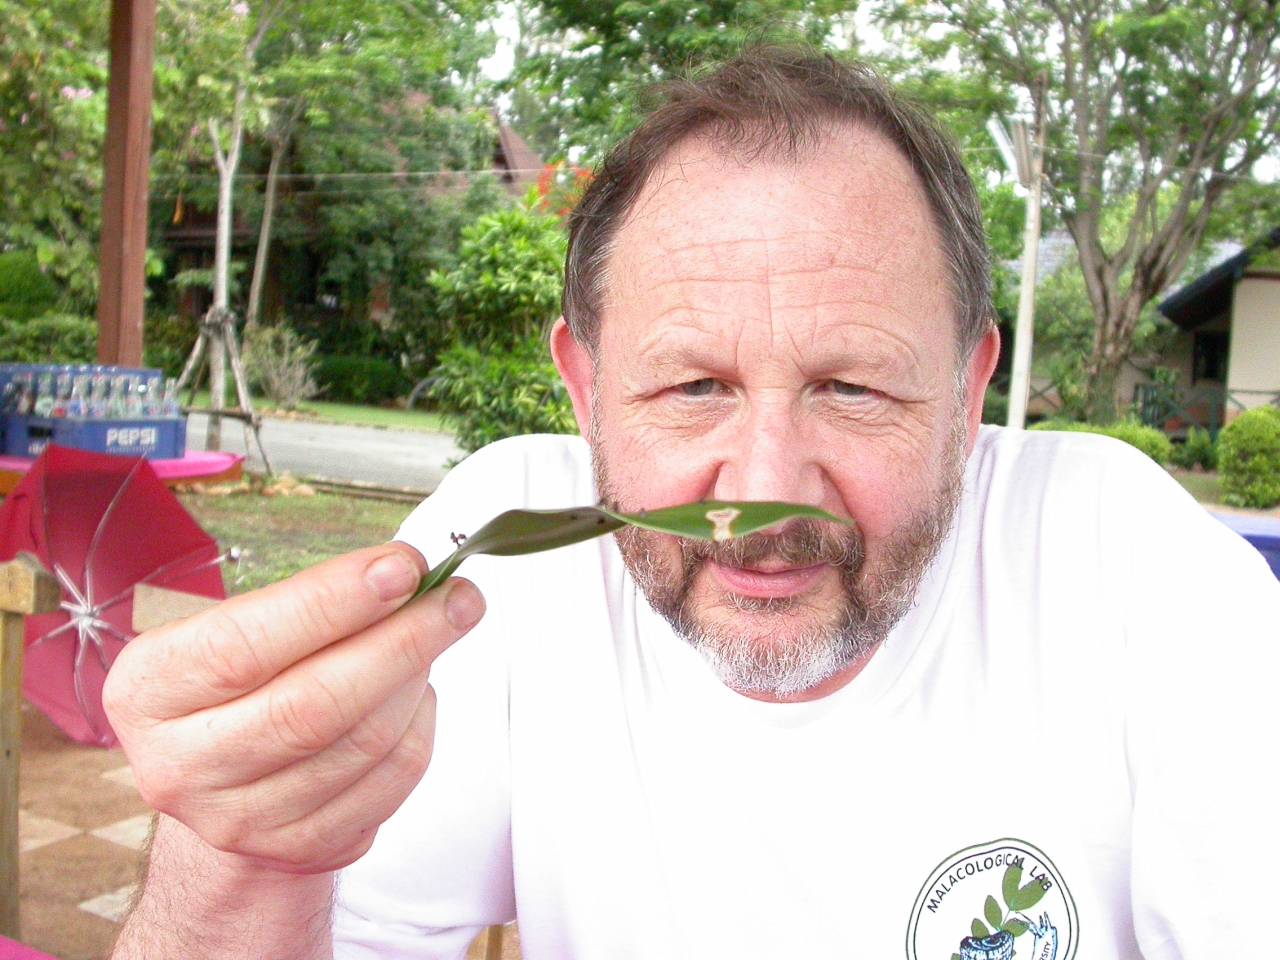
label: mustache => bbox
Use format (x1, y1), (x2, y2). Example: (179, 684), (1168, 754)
(672, 516), (864, 572)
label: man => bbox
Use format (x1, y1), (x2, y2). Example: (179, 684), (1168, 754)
(105, 49), (1278, 960)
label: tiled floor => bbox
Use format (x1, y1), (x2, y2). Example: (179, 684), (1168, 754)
(15, 701), (521, 960)
(17, 702), (150, 960)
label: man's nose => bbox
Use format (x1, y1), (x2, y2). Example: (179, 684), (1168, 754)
(710, 399), (825, 505)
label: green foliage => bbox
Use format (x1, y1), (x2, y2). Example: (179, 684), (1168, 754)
(0, 251), (59, 321)
(508, 1), (851, 161)
(1029, 417), (1173, 465)
(314, 354), (408, 405)
(0, 0), (108, 313)
(1172, 425), (1218, 472)
(1217, 407), (1280, 509)
(429, 204), (567, 351)
(428, 337), (577, 454)
(981, 385), (1009, 425)
(0, 313), (97, 363)
(144, 313), (199, 378)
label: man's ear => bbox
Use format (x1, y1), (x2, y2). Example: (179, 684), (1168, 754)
(964, 323), (1002, 447)
(550, 317), (594, 437)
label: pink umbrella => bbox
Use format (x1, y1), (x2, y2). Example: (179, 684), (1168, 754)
(0, 445), (227, 746)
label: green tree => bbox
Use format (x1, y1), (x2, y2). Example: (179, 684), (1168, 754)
(882, 0), (1280, 422)
(0, 0), (108, 313)
(509, 1), (852, 160)
(429, 200), (567, 350)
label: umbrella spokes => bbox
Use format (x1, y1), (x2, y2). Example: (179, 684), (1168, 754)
(83, 544), (233, 624)
(45, 562), (125, 670)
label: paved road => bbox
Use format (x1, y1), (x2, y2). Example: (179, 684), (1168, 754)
(185, 413), (463, 491)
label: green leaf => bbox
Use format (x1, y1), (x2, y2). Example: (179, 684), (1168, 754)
(1011, 878), (1049, 911)
(952, 955), (963, 960)
(1002, 861), (1023, 910)
(971, 919), (990, 939)
(413, 500), (849, 597)
(614, 500), (841, 542)
(1002, 919), (1029, 937)
(984, 895), (1002, 930)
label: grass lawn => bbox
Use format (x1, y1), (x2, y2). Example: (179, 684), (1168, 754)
(1171, 468), (1221, 506)
(186, 391), (450, 433)
(180, 491), (417, 594)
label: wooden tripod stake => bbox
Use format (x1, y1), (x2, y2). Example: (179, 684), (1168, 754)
(175, 306), (274, 474)
(0, 554), (61, 939)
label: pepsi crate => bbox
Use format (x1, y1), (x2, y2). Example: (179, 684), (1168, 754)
(2, 415), (187, 460)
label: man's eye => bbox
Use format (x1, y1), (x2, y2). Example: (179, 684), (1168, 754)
(829, 380), (867, 397)
(679, 378), (721, 397)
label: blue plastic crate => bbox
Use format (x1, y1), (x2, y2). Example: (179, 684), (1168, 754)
(2, 415), (186, 460)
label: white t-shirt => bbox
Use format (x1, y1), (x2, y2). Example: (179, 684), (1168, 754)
(333, 426), (1280, 960)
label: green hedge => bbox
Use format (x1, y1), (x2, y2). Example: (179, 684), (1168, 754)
(429, 337), (577, 453)
(314, 355), (408, 405)
(1029, 417), (1173, 465)
(1217, 407), (1280, 508)
(0, 251), (58, 322)
(0, 314), (96, 363)
(1171, 425), (1217, 472)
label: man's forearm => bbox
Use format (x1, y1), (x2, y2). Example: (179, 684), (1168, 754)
(112, 815), (335, 960)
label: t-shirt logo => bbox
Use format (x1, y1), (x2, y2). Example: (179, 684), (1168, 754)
(905, 838), (1077, 960)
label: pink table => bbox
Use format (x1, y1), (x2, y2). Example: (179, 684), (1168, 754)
(0, 935), (58, 959)
(0, 450), (244, 493)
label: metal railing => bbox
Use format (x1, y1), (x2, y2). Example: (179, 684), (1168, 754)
(1133, 382), (1280, 438)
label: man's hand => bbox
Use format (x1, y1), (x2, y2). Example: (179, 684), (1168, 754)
(103, 541), (486, 875)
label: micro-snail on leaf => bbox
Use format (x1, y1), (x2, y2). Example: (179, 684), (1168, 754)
(413, 500), (848, 598)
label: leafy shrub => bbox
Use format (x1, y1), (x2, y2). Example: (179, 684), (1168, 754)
(429, 337), (577, 453)
(981, 385), (1008, 425)
(428, 204), (566, 350)
(0, 313), (96, 362)
(315, 355), (408, 405)
(144, 313), (200, 378)
(1216, 407), (1280, 508)
(1029, 417), (1173, 465)
(1171, 425), (1217, 471)
(243, 324), (320, 410)
(0, 250), (58, 321)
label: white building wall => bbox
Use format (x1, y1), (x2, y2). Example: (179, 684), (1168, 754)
(1226, 274), (1280, 411)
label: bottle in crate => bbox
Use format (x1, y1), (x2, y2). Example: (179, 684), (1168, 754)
(68, 374), (89, 418)
(34, 373), (54, 417)
(52, 371), (72, 417)
(162, 378), (180, 418)
(106, 376), (126, 418)
(88, 373), (108, 418)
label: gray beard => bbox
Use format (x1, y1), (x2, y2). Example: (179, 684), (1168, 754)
(591, 416), (967, 699)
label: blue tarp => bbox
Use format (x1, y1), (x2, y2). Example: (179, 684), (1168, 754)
(1211, 511), (1280, 580)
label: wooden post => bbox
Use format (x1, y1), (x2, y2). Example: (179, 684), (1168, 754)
(0, 554), (60, 939)
(96, 0), (157, 367)
(484, 925), (504, 960)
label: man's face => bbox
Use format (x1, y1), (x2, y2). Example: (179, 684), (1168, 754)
(552, 125), (997, 702)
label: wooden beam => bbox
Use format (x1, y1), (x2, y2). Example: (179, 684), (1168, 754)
(132, 583), (219, 634)
(0, 555), (60, 940)
(96, 0), (157, 367)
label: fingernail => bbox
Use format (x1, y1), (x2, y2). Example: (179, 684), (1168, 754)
(445, 581), (486, 630)
(365, 551), (419, 602)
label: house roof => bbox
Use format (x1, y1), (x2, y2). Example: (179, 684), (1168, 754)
(1159, 225), (1280, 330)
(493, 119), (543, 193)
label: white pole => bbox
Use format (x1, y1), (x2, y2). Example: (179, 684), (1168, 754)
(1005, 118), (1045, 430)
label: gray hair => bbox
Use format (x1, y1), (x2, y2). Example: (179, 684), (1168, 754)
(562, 46), (994, 359)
